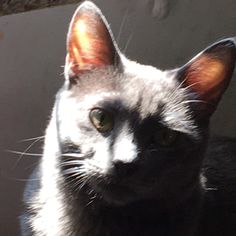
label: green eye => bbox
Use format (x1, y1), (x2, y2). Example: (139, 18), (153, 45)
(157, 128), (178, 146)
(89, 108), (114, 133)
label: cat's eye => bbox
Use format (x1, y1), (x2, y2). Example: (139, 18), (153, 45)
(89, 108), (114, 133)
(156, 128), (178, 147)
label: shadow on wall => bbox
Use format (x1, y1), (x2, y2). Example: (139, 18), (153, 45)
(0, 0), (236, 235)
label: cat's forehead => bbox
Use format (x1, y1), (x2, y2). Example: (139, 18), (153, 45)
(121, 60), (180, 115)
(72, 60), (182, 116)
(64, 61), (196, 135)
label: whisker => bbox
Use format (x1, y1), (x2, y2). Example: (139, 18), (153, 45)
(123, 32), (133, 54)
(165, 76), (190, 103)
(62, 167), (81, 176)
(18, 136), (45, 143)
(176, 76), (189, 90)
(12, 135), (44, 169)
(62, 153), (86, 159)
(6, 150), (42, 157)
(65, 173), (86, 184)
(69, 174), (89, 190)
(182, 81), (203, 91)
(86, 198), (95, 207)
(168, 80), (203, 104)
(181, 99), (209, 105)
(88, 189), (95, 195)
(60, 160), (84, 167)
(175, 76), (202, 91)
(61, 151), (94, 160)
(116, 8), (129, 45)
(12, 178), (40, 182)
(205, 187), (217, 191)
(149, 148), (158, 152)
(60, 70), (66, 76)
(86, 189), (98, 206)
(78, 176), (89, 190)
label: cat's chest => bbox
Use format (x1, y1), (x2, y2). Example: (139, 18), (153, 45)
(72, 207), (169, 236)
(81, 224), (167, 236)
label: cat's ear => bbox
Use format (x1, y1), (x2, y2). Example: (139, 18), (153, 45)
(178, 38), (236, 118)
(65, 1), (120, 81)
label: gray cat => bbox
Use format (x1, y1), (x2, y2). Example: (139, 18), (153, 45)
(21, 1), (236, 235)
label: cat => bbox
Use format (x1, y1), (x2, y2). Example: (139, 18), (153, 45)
(21, 1), (236, 235)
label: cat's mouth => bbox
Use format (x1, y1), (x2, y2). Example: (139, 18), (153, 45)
(88, 177), (138, 205)
(61, 151), (144, 205)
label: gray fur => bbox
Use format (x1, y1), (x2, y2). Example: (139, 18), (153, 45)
(21, 1), (236, 236)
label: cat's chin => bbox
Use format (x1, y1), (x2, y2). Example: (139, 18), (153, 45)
(88, 180), (139, 206)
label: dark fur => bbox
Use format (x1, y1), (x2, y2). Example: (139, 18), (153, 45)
(22, 136), (236, 236)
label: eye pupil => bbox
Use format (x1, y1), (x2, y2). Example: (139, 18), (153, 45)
(100, 114), (105, 123)
(164, 130), (176, 145)
(89, 108), (113, 133)
(157, 128), (178, 146)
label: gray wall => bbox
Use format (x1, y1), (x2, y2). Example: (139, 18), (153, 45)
(0, 0), (236, 235)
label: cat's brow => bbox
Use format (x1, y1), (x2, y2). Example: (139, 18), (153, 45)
(82, 91), (120, 105)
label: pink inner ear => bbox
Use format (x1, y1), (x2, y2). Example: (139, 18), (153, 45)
(180, 40), (236, 117)
(67, 8), (116, 76)
(185, 55), (229, 104)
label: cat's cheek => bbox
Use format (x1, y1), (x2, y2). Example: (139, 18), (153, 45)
(87, 141), (111, 173)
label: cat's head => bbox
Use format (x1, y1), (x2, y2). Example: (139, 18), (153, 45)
(56, 1), (236, 205)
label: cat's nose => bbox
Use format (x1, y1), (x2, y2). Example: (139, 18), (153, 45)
(112, 160), (135, 178)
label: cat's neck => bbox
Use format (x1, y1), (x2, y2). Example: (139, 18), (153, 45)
(59, 182), (203, 236)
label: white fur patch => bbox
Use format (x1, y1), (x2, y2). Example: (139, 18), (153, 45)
(89, 140), (111, 173)
(113, 131), (137, 163)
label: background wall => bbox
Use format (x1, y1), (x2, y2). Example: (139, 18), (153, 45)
(0, 0), (235, 235)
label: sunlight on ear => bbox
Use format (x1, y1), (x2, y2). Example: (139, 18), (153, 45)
(70, 18), (94, 69)
(190, 55), (227, 92)
(202, 59), (225, 87)
(75, 19), (87, 35)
